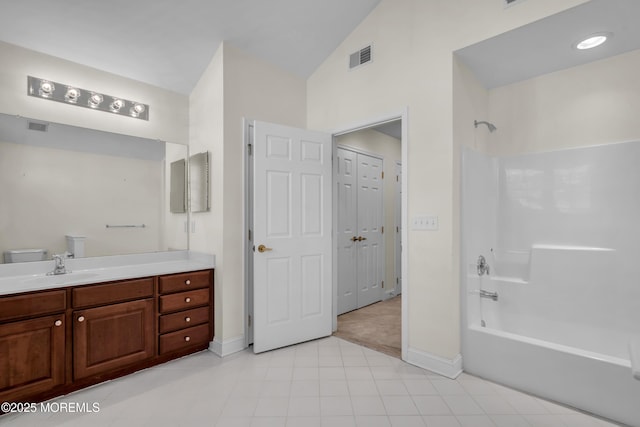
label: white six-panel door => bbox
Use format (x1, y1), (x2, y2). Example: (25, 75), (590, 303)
(336, 147), (384, 315)
(356, 154), (384, 308)
(336, 148), (358, 315)
(253, 121), (332, 353)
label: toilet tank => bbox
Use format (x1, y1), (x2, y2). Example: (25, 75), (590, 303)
(3, 249), (48, 263)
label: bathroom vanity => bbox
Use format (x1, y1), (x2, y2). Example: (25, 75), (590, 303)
(0, 251), (214, 408)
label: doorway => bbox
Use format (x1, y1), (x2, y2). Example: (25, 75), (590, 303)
(332, 119), (403, 358)
(245, 111), (408, 360)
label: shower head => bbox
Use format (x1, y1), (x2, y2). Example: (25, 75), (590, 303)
(474, 120), (497, 132)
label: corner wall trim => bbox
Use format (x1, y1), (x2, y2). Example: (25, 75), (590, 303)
(209, 335), (246, 357)
(406, 347), (463, 379)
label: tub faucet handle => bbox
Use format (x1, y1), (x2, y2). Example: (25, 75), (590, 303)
(477, 255), (490, 276)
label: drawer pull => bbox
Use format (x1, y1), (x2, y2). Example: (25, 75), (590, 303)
(54, 319), (63, 327)
(185, 317), (191, 323)
(185, 280), (191, 285)
(78, 316), (85, 323)
(185, 297), (191, 303)
(184, 336), (191, 342)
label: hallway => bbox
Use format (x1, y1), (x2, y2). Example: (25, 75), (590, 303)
(334, 295), (401, 358)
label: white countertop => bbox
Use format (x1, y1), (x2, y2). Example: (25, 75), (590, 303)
(0, 251), (215, 296)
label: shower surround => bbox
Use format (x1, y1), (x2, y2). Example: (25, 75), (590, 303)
(461, 142), (640, 426)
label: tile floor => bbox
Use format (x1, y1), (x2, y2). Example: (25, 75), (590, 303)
(0, 337), (625, 427)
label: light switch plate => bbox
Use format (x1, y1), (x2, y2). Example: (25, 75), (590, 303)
(412, 215), (438, 230)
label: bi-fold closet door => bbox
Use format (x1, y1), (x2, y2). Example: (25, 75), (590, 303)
(336, 147), (384, 315)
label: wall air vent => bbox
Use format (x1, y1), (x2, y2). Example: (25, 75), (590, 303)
(349, 45), (372, 70)
(27, 121), (48, 132)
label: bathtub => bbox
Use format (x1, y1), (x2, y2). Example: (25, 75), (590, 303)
(462, 247), (640, 427)
(461, 144), (640, 426)
(463, 324), (640, 426)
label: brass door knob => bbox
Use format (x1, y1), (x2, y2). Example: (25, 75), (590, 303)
(357, 236), (367, 241)
(257, 244), (273, 253)
(350, 236), (358, 242)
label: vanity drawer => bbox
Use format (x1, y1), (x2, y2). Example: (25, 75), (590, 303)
(0, 290), (66, 323)
(159, 306), (210, 334)
(158, 270), (211, 294)
(73, 278), (154, 309)
(159, 323), (210, 355)
(158, 288), (210, 313)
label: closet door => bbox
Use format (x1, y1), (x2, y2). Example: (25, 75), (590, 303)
(355, 154), (384, 308)
(336, 148), (358, 315)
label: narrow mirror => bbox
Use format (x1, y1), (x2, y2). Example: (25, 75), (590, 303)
(169, 159), (186, 213)
(190, 151), (210, 213)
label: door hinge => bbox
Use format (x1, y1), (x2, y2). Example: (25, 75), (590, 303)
(382, 280), (384, 288)
(396, 226), (399, 233)
(381, 226), (384, 234)
(248, 229), (252, 241)
(396, 277), (399, 284)
(248, 144), (252, 155)
(381, 171), (384, 179)
(248, 315), (252, 327)
(396, 175), (399, 182)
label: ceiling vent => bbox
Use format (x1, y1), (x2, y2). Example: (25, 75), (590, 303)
(349, 45), (372, 70)
(27, 121), (48, 132)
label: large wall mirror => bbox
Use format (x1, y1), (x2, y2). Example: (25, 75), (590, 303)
(0, 112), (189, 263)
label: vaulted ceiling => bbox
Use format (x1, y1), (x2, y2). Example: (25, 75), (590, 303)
(0, 0), (382, 94)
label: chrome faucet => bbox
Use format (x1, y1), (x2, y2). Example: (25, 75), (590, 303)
(48, 252), (72, 275)
(477, 255), (490, 276)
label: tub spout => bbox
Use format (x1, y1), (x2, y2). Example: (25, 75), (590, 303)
(479, 289), (498, 301)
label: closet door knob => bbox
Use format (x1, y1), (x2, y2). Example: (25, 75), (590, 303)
(350, 236), (358, 242)
(78, 316), (85, 323)
(54, 320), (62, 327)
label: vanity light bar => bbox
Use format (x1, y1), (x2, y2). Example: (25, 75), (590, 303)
(27, 76), (149, 121)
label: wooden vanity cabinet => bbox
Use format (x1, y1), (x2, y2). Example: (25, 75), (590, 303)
(72, 278), (155, 380)
(158, 270), (213, 355)
(0, 290), (66, 403)
(0, 268), (214, 407)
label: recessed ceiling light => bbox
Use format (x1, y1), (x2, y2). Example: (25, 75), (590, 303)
(575, 33), (611, 50)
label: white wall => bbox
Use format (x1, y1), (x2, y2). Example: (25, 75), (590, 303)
(336, 128), (401, 294)
(189, 42), (307, 343)
(307, 0), (589, 363)
(488, 48), (640, 155)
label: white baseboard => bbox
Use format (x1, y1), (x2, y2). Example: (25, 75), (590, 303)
(209, 335), (246, 357)
(406, 347), (463, 379)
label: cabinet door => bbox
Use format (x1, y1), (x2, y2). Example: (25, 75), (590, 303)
(74, 299), (154, 380)
(0, 314), (65, 402)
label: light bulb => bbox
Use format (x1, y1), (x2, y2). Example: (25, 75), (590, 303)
(39, 80), (55, 97)
(88, 93), (103, 108)
(110, 98), (125, 112)
(65, 87), (81, 103)
(129, 103), (146, 117)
